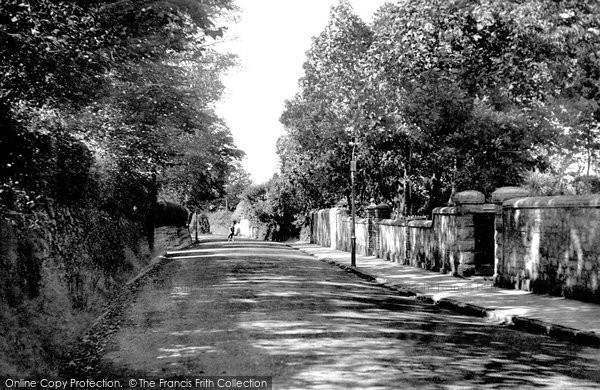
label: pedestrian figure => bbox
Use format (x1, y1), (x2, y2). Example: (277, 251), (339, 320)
(188, 209), (199, 242)
(227, 220), (237, 242)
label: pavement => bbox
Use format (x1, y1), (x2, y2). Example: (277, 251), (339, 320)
(290, 242), (600, 347)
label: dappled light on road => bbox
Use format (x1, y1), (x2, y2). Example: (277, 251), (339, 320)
(99, 238), (600, 389)
(157, 345), (218, 359)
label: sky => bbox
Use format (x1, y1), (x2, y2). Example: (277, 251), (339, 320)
(215, 0), (390, 184)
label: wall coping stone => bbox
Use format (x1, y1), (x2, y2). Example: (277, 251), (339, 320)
(433, 206), (460, 215)
(460, 204), (497, 214)
(492, 186), (529, 204)
(452, 190), (485, 205)
(408, 220), (433, 228)
(378, 219), (406, 226)
(332, 208), (349, 215)
(435, 204), (497, 215)
(480, 203), (497, 212)
(504, 195), (600, 209)
(341, 216), (368, 224)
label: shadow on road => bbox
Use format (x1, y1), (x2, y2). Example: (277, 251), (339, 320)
(97, 240), (600, 389)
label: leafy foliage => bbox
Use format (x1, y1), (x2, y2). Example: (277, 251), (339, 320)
(1, 0), (242, 221)
(0, 1), (244, 374)
(221, 162), (252, 211)
(279, 0), (373, 209)
(279, 0), (600, 215)
(235, 175), (305, 241)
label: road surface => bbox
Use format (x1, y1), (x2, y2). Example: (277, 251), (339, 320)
(89, 238), (600, 389)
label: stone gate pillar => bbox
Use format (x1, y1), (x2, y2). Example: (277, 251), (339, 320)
(366, 202), (391, 257)
(452, 190), (485, 276)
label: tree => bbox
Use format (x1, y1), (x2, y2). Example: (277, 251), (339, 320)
(280, 0), (600, 215)
(1, 0), (243, 217)
(234, 175), (305, 241)
(279, 0), (373, 210)
(223, 162), (252, 211)
(0, 0), (244, 376)
(159, 121), (244, 209)
(364, 0), (555, 210)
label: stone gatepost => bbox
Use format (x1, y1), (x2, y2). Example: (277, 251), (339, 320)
(366, 202), (391, 257)
(452, 190), (485, 276)
(491, 186), (529, 286)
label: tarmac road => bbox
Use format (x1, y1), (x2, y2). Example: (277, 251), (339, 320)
(93, 237), (600, 389)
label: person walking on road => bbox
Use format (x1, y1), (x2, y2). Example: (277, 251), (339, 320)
(227, 221), (237, 242)
(188, 209), (199, 242)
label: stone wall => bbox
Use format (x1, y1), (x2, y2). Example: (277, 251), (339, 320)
(377, 219), (407, 263)
(495, 194), (600, 303)
(405, 204), (488, 275)
(407, 219), (436, 268)
(308, 209), (367, 255)
(335, 210), (352, 252)
(356, 219), (369, 256)
(431, 208), (459, 273)
(309, 190), (496, 277)
(309, 188), (600, 304)
(310, 209), (331, 247)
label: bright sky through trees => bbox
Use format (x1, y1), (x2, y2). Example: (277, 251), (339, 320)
(216, 0), (389, 183)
